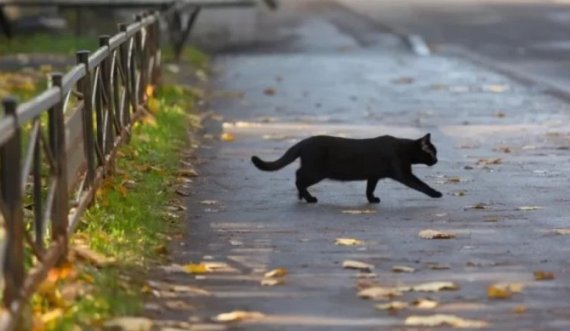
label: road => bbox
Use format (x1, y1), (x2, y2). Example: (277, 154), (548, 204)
(337, 0), (570, 89)
(144, 1), (570, 330)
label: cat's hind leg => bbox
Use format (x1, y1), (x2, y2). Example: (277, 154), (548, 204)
(296, 168), (322, 203)
(366, 178), (381, 203)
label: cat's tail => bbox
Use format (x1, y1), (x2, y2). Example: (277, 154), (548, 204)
(251, 143), (302, 171)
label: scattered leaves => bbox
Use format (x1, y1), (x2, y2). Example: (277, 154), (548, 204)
(552, 228), (570, 235)
(513, 305), (527, 314)
(412, 281), (459, 292)
(534, 271), (555, 281)
(72, 245), (116, 267)
(392, 265), (415, 273)
(419, 229), (456, 240)
(464, 203), (489, 210)
(184, 263), (210, 274)
(412, 298), (439, 309)
(476, 158), (502, 166)
(261, 278), (284, 287)
(335, 238), (364, 246)
(405, 314), (488, 328)
(213, 310), (265, 323)
(342, 260), (374, 272)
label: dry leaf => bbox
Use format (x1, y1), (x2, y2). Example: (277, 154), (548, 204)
(221, 132), (235, 142)
(513, 305), (527, 314)
(184, 263), (210, 274)
(342, 260), (374, 272)
(476, 158), (502, 166)
(412, 281), (459, 292)
(358, 286), (402, 300)
(375, 301), (408, 311)
(464, 203), (489, 210)
(405, 314), (488, 328)
(487, 284), (512, 299)
(426, 263), (450, 270)
(482, 84), (509, 93)
(484, 216), (500, 222)
(392, 265), (415, 273)
(341, 209), (376, 215)
(214, 310), (265, 322)
(534, 271), (555, 281)
(264, 268), (288, 278)
(445, 176), (461, 183)
(419, 229), (456, 240)
(261, 278), (284, 286)
(412, 298), (439, 309)
(263, 87), (276, 95)
(553, 228), (570, 235)
(335, 238), (363, 246)
(177, 168), (198, 177)
(453, 191), (466, 197)
(517, 206), (542, 211)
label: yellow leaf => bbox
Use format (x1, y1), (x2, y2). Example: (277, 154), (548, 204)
(375, 301), (408, 311)
(147, 97), (159, 113)
(213, 310), (265, 322)
(146, 85), (155, 98)
(342, 260), (374, 272)
(40, 308), (64, 324)
(513, 305), (527, 314)
(392, 265), (415, 273)
(482, 84), (509, 93)
(335, 238), (363, 246)
(534, 271), (555, 281)
(405, 314), (488, 328)
(419, 229), (456, 240)
(412, 298), (439, 309)
(220, 132), (235, 142)
(184, 263), (210, 274)
(264, 267), (288, 278)
(487, 284), (512, 299)
(142, 114), (157, 126)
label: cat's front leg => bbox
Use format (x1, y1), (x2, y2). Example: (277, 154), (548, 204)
(394, 173), (442, 198)
(366, 178), (381, 203)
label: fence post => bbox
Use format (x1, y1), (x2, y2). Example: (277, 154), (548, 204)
(99, 35), (115, 156)
(76, 51), (96, 187)
(49, 74), (69, 259)
(118, 23), (134, 130)
(150, 12), (162, 86)
(135, 14), (148, 104)
(1, 97), (24, 306)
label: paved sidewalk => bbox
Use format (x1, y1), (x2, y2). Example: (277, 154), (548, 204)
(146, 2), (570, 330)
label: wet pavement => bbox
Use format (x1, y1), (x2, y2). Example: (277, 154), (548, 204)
(145, 1), (570, 330)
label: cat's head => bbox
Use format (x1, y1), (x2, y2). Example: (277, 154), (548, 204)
(416, 133), (438, 166)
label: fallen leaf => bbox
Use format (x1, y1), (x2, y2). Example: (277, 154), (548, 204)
(264, 268), (288, 278)
(426, 263), (450, 270)
(446, 176), (461, 183)
(487, 284), (512, 299)
(517, 206), (542, 211)
(412, 298), (439, 309)
(341, 209), (376, 215)
(476, 158), (502, 166)
(263, 87), (276, 96)
(184, 263), (210, 274)
(335, 238), (363, 246)
(482, 84), (509, 93)
(221, 132), (235, 142)
(103, 317), (153, 331)
(176, 189), (191, 197)
(552, 228), (570, 235)
(261, 278), (284, 286)
(405, 314), (488, 328)
(392, 265), (415, 273)
(342, 260), (374, 272)
(177, 168), (198, 177)
(496, 146), (512, 153)
(412, 281), (459, 292)
(464, 203), (489, 210)
(419, 229), (456, 240)
(513, 305), (527, 314)
(375, 301), (408, 311)
(40, 309), (64, 324)
(213, 310), (265, 322)
(358, 286), (402, 300)
(483, 216), (500, 223)
(453, 191), (466, 197)
(534, 271), (555, 281)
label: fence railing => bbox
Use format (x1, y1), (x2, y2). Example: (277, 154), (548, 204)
(0, 5), (185, 329)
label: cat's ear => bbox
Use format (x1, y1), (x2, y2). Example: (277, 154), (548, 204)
(421, 133), (431, 143)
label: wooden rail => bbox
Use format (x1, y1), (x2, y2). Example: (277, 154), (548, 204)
(0, 5), (182, 329)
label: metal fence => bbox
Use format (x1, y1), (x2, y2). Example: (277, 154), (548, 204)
(0, 6), (172, 329)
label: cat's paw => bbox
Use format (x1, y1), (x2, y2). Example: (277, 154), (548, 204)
(306, 196), (318, 203)
(430, 191), (443, 198)
(368, 197), (381, 204)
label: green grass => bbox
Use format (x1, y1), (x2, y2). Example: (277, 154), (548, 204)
(0, 34), (97, 56)
(31, 84), (200, 330)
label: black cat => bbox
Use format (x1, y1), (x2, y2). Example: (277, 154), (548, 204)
(251, 133), (442, 203)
